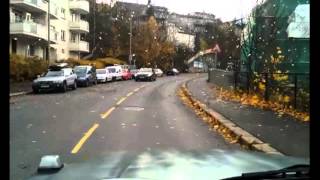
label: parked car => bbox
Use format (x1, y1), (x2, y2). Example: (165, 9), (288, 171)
(167, 68), (180, 76)
(96, 68), (112, 83)
(130, 69), (139, 79)
(106, 65), (123, 81)
(135, 68), (157, 81)
(74, 65), (97, 87)
(154, 68), (164, 77)
(32, 65), (77, 93)
(121, 69), (133, 80)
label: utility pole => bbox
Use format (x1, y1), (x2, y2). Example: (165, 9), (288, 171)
(129, 13), (133, 65)
(93, 0), (96, 50)
(46, 0), (50, 66)
(78, 35), (80, 60)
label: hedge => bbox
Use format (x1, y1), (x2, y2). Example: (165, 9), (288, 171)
(10, 54), (48, 82)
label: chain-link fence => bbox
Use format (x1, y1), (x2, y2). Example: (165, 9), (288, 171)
(208, 68), (309, 112)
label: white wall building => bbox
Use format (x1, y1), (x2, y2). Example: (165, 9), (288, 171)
(167, 23), (195, 49)
(10, 0), (90, 62)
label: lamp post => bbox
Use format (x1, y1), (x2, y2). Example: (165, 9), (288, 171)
(132, 53), (136, 68)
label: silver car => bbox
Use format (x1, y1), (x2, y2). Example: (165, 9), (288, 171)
(32, 67), (77, 93)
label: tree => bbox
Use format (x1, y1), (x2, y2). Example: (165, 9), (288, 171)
(173, 45), (193, 72)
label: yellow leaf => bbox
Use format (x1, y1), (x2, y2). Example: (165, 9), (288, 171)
(283, 96), (290, 103)
(258, 82), (266, 91)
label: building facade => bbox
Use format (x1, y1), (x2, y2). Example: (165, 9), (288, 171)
(166, 23), (195, 49)
(10, 0), (90, 62)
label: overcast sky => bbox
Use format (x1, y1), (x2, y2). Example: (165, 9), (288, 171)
(96, 0), (258, 22)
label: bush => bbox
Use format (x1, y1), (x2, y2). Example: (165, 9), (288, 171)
(10, 54), (48, 82)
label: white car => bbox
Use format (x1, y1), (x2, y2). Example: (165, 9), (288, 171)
(106, 66), (123, 81)
(154, 68), (164, 77)
(96, 68), (113, 83)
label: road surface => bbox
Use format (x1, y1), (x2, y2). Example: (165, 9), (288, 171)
(10, 74), (239, 180)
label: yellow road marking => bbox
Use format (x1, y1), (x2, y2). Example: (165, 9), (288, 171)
(100, 107), (116, 119)
(116, 97), (127, 105)
(126, 92), (134, 97)
(134, 88), (140, 92)
(71, 123), (99, 154)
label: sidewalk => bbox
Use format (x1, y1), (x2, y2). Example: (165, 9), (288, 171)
(186, 75), (309, 158)
(10, 81), (33, 95)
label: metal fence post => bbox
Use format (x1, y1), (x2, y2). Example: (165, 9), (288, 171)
(264, 73), (269, 101)
(234, 71), (238, 90)
(294, 74), (298, 109)
(246, 71), (250, 93)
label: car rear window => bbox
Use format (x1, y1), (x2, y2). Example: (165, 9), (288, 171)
(97, 69), (106, 74)
(108, 68), (116, 73)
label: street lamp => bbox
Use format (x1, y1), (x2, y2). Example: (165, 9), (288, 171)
(132, 53), (136, 67)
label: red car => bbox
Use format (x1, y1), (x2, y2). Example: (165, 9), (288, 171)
(121, 69), (133, 80)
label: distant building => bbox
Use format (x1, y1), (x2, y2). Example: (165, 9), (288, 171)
(167, 12), (216, 34)
(166, 23), (195, 49)
(114, 1), (169, 27)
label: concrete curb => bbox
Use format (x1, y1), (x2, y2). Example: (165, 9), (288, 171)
(181, 81), (284, 156)
(10, 91), (33, 97)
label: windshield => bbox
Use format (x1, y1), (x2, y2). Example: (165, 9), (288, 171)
(10, 1), (309, 180)
(74, 67), (87, 75)
(97, 69), (107, 74)
(45, 70), (64, 77)
(108, 68), (116, 73)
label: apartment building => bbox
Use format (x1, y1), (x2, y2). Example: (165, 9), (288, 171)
(9, 0), (90, 62)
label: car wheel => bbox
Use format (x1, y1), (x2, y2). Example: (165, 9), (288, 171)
(135, 78), (139, 82)
(33, 88), (39, 94)
(61, 82), (67, 92)
(85, 79), (89, 87)
(72, 80), (77, 90)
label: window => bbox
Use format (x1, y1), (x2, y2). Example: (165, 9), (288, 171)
(30, 45), (35, 56)
(61, 30), (65, 41)
(61, 8), (66, 19)
(71, 13), (78, 22)
(11, 38), (17, 54)
(62, 49), (65, 54)
(70, 33), (77, 43)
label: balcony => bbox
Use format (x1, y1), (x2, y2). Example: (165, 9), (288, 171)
(10, 21), (46, 39)
(69, 0), (89, 14)
(69, 20), (89, 33)
(10, 0), (47, 13)
(69, 41), (89, 52)
(10, 22), (57, 44)
(11, 0), (59, 19)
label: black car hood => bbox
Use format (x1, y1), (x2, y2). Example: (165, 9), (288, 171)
(26, 149), (309, 180)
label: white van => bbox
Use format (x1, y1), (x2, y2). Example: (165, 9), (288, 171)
(106, 65), (123, 81)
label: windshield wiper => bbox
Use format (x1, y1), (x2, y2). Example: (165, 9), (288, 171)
(221, 164), (310, 180)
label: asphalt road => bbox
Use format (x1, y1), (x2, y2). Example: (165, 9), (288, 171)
(10, 74), (240, 180)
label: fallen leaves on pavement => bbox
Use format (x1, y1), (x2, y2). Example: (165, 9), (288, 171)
(213, 87), (309, 122)
(177, 87), (250, 149)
